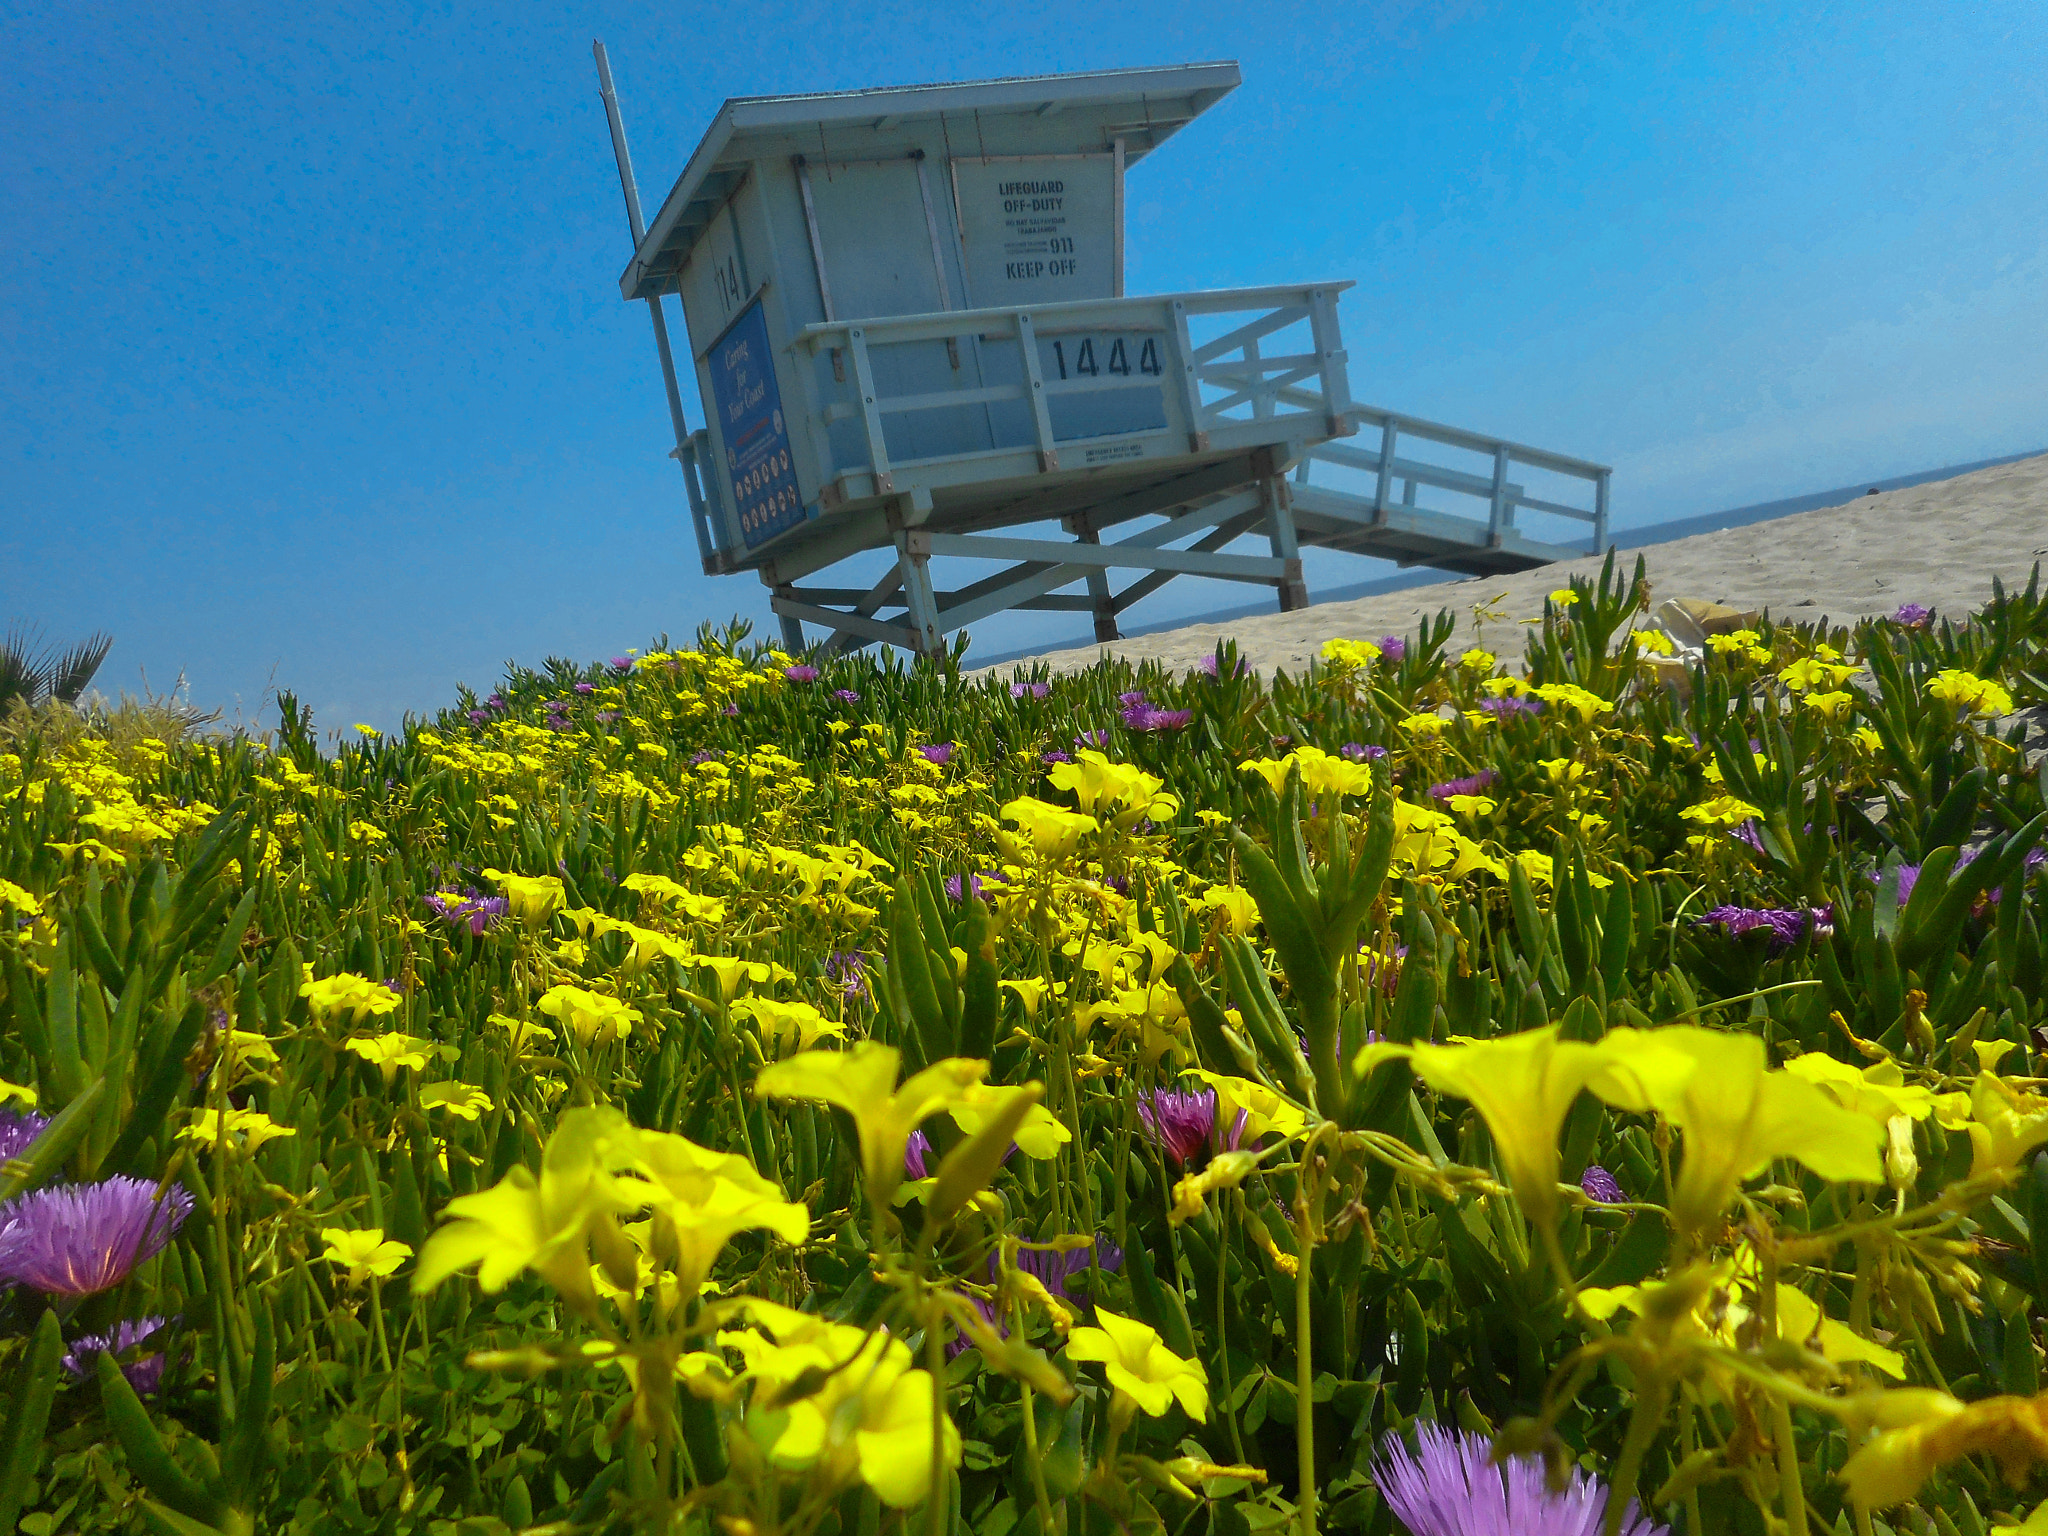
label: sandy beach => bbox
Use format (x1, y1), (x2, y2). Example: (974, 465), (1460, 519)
(978, 452), (2048, 679)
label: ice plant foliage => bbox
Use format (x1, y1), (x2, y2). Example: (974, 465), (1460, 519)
(1, 557), (2047, 1533)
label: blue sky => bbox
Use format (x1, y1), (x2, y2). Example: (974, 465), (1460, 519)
(4, 1), (2043, 732)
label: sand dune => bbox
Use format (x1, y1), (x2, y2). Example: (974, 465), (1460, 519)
(977, 452), (2048, 679)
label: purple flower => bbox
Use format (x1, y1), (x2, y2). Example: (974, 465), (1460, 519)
(1074, 730), (1112, 751)
(1730, 821), (1767, 854)
(833, 689), (861, 704)
(0, 1111), (51, 1163)
(466, 709), (489, 725)
(62, 1316), (175, 1396)
(1429, 770), (1498, 800)
(1014, 1236), (1124, 1300)
(904, 1129), (933, 1181)
(1341, 743), (1388, 762)
(1010, 680), (1050, 700)
(596, 709), (620, 724)
(1137, 1089), (1247, 1169)
(1479, 694), (1544, 719)
(1891, 604), (1932, 628)
(486, 693), (507, 711)
(688, 749), (725, 766)
(424, 888), (509, 936)
(1129, 706), (1194, 732)
(945, 872), (1003, 902)
(610, 657), (634, 671)
(1697, 904), (1828, 950)
(0, 1178), (195, 1297)
(917, 743), (955, 766)
(784, 664), (819, 683)
(1360, 944), (1407, 997)
(1041, 750), (1073, 766)
(723, 703), (740, 717)
(1196, 650), (1248, 680)
(825, 948), (870, 1003)
(1374, 1424), (1666, 1536)
(1378, 636), (1406, 663)
(574, 682), (596, 695)
(1581, 1165), (1625, 1204)
(1118, 689), (1148, 707)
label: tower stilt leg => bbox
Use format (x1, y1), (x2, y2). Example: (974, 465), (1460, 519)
(1262, 474), (1309, 612)
(894, 533), (945, 658)
(1066, 518), (1122, 643)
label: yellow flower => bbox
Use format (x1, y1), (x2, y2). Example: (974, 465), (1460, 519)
(1965, 1074), (2048, 1178)
(1538, 757), (1585, 785)
(1548, 589), (1579, 607)
(1355, 1026), (1614, 1232)
(1288, 745), (1375, 798)
(419, 1081), (495, 1120)
(1236, 756), (1291, 794)
(1320, 638), (1381, 671)
(299, 970), (401, 1024)
(755, 1043), (987, 1207)
(1530, 683), (1613, 723)
(1000, 796), (1098, 861)
(179, 1107), (297, 1153)
(1839, 1389), (2048, 1511)
(1778, 656), (1857, 692)
(1926, 668), (2014, 718)
(1705, 628), (1762, 654)
(1680, 794), (1765, 827)
(1804, 689), (1855, 720)
(1593, 1026), (1883, 1233)
(1196, 885), (1261, 935)
(1458, 648), (1495, 672)
(1445, 794), (1496, 818)
(1399, 713), (1448, 739)
(999, 977), (1056, 1017)
(0, 879), (42, 917)
(489, 1012), (557, 1051)
(1067, 1308), (1208, 1419)
(719, 1298), (959, 1507)
(950, 1085), (1071, 1159)
(0, 1077), (38, 1109)
(1632, 629), (1675, 656)
(321, 1227), (412, 1284)
(344, 1033), (436, 1078)
(482, 868), (567, 927)
(730, 996), (846, 1054)
(1047, 751), (1177, 821)
(536, 984), (643, 1045)
(1852, 726), (1883, 752)
(689, 954), (774, 1002)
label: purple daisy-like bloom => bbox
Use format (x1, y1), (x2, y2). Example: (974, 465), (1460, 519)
(1581, 1165), (1625, 1204)
(825, 948), (870, 1003)
(1730, 820), (1767, 854)
(0, 1178), (195, 1297)
(1378, 636), (1406, 663)
(0, 1111), (51, 1162)
(1137, 1089), (1246, 1168)
(833, 688), (861, 703)
(1075, 729), (1112, 751)
(688, 748), (725, 766)
(466, 709), (489, 725)
(917, 743), (956, 766)
(1697, 904), (1826, 951)
(62, 1315), (175, 1396)
(904, 1129), (933, 1181)
(1125, 702), (1194, 732)
(1374, 1424), (1666, 1536)
(1196, 649), (1249, 680)
(1429, 770), (1498, 800)
(1479, 694), (1544, 719)
(784, 664), (819, 683)
(1013, 1236), (1125, 1299)
(1891, 603), (1933, 627)
(1011, 681), (1051, 700)
(1041, 749), (1073, 766)
(424, 888), (509, 936)
(610, 656), (634, 671)
(596, 709), (620, 724)
(1341, 742), (1388, 762)
(574, 681), (596, 695)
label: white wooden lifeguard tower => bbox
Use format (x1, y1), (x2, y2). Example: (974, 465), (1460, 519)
(593, 50), (1612, 655)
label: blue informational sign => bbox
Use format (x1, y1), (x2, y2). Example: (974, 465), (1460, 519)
(707, 298), (804, 551)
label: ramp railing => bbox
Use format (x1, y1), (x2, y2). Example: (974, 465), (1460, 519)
(1285, 393), (1611, 556)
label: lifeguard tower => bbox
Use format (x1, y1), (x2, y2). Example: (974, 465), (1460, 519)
(593, 52), (1613, 655)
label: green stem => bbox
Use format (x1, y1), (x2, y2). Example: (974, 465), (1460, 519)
(1217, 1200), (1247, 1465)
(1771, 1394), (1809, 1536)
(1602, 1378), (1669, 1536)
(1294, 1222), (1315, 1536)
(1014, 1297), (1060, 1536)
(925, 1311), (948, 1536)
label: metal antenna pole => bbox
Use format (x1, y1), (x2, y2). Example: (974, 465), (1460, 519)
(594, 39), (714, 567)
